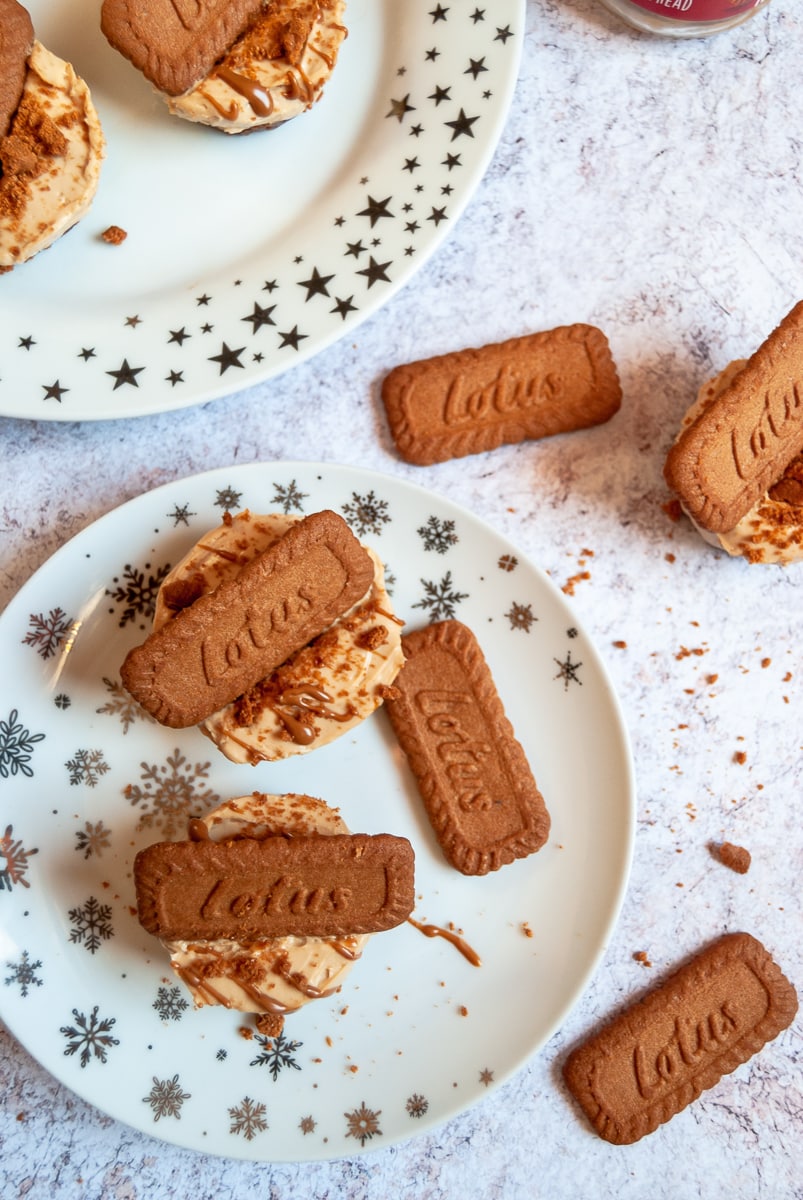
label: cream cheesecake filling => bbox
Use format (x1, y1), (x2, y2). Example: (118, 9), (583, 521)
(0, 41), (104, 268)
(678, 361), (803, 564)
(165, 0), (347, 134)
(153, 510), (404, 764)
(165, 793), (369, 1019)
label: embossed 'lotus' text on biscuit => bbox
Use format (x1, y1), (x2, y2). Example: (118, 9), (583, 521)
(382, 326), (622, 465)
(731, 380), (803, 482)
(417, 689), (495, 812)
(439, 364), (559, 427)
(199, 586), (319, 686)
(135, 833), (415, 941)
(170, 0), (208, 31)
(562, 932), (798, 1144)
(120, 509), (374, 727)
(385, 620), (550, 874)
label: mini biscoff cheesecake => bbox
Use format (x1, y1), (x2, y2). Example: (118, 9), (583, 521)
(101, 0), (347, 136)
(166, 0), (348, 134)
(672, 360), (803, 565)
(0, 32), (104, 270)
(162, 792), (371, 1032)
(152, 510), (404, 764)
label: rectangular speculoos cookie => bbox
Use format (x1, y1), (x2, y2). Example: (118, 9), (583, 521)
(381, 326), (622, 466)
(135, 832), (415, 941)
(121, 509), (374, 728)
(664, 301), (803, 533)
(563, 932), (798, 1145)
(385, 619), (550, 875)
(100, 0), (264, 96)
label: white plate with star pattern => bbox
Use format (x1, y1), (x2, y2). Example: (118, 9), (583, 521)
(0, 462), (635, 1161)
(0, 0), (523, 422)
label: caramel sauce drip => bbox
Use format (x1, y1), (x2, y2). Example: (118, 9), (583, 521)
(274, 684), (356, 744)
(214, 67), (275, 118)
(407, 918), (482, 967)
(329, 935), (363, 962)
(197, 89), (238, 122)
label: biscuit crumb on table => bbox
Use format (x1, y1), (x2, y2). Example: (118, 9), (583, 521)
(101, 224), (127, 244)
(712, 841), (752, 874)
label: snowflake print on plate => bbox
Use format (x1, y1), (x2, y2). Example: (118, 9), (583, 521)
(66, 748), (110, 787)
(68, 897), (114, 954)
(250, 1032), (303, 1081)
(272, 479), (309, 514)
(417, 515), (458, 554)
(412, 570), (469, 621)
(0, 825), (39, 892)
(345, 1102), (382, 1147)
(229, 1097), (269, 1141)
(97, 676), (154, 733)
(153, 985), (189, 1022)
(106, 561), (171, 629)
(5, 950), (44, 997)
(555, 649), (583, 690)
(124, 749), (219, 838)
(143, 1074), (190, 1121)
(406, 1093), (429, 1119)
(22, 607), (75, 659)
(61, 1006), (119, 1068)
(74, 820), (112, 859)
(0, 710), (45, 778)
(342, 490), (391, 538)
(506, 601), (537, 633)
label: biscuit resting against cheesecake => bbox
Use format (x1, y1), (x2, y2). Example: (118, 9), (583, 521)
(120, 509), (405, 764)
(0, 0), (104, 270)
(134, 792), (415, 1031)
(664, 301), (803, 563)
(100, 0), (348, 134)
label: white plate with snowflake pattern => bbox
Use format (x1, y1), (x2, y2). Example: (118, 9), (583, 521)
(0, 0), (523, 422)
(0, 462), (635, 1161)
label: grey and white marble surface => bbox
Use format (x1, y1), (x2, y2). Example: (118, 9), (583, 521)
(1, 1), (801, 1197)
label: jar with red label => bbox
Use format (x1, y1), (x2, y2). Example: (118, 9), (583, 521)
(598, 0), (772, 37)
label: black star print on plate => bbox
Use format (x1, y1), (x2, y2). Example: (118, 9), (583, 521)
(3, 2), (521, 419)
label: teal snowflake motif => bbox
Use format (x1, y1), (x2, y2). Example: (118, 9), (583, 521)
(0, 710), (45, 778)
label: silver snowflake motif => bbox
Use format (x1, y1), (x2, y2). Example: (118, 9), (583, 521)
(54, 693), (71, 710)
(271, 479), (309, 513)
(250, 1031), (303, 1080)
(0, 824), (39, 892)
(66, 748), (110, 787)
(97, 676), (155, 733)
(168, 502), (196, 526)
(107, 560), (172, 628)
(215, 485), (243, 512)
(153, 985), (189, 1021)
(229, 1096), (269, 1141)
(0, 709), (45, 778)
(5, 949), (44, 996)
(75, 820), (112, 859)
(143, 1074), (190, 1121)
(22, 607), (74, 659)
(417, 515), (458, 554)
(216, 1048), (228, 1062)
(505, 601), (537, 632)
(344, 1101), (382, 1146)
(61, 1006), (119, 1067)
(406, 1093), (429, 1119)
(555, 650), (583, 690)
(68, 896), (114, 954)
(412, 571), (469, 622)
(124, 749), (219, 838)
(341, 489), (391, 538)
